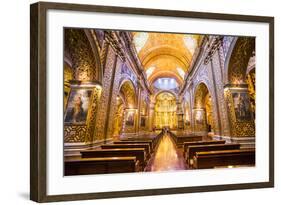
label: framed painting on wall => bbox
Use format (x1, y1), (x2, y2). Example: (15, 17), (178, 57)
(30, 1), (274, 203)
(125, 111), (135, 126)
(64, 88), (92, 124)
(232, 92), (253, 121)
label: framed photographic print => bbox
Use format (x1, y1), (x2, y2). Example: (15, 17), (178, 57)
(30, 1), (274, 202)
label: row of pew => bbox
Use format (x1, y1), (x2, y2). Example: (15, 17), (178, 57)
(169, 131), (255, 169)
(168, 131), (203, 148)
(64, 133), (163, 176)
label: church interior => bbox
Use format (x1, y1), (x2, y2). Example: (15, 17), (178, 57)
(63, 28), (256, 175)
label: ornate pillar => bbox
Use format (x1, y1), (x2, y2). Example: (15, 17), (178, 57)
(176, 101), (184, 130)
(136, 81), (142, 134)
(94, 31), (127, 143)
(148, 102), (155, 132)
(64, 83), (102, 145)
(224, 84), (255, 147)
(93, 44), (117, 142)
(105, 57), (124, 140)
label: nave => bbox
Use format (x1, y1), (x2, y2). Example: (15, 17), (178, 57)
(63, 29), (256, 175)
(64, 131), (255, 175)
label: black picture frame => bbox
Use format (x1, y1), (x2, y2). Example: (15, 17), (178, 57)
(30, 1), (274, 202)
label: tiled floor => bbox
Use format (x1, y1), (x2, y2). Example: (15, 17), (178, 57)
(145, 133), (187, 172)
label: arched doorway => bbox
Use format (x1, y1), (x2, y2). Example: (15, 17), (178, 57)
(193, 83), (214, 133)
(154, 92), (177, 129)
(113, 80), (137, 136)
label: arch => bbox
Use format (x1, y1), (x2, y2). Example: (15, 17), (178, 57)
(225, 37), (255, 84)
(194, 82), (210, 108)
(64, 28), (102, 83)
(153, 89), (178, 102)
(143, 53), (188, 71)
(84, 29), (103, 82)
(141, 46), (191, 70)
(193, 82), (215, 132)
(149, 70), (183, 85)
(118, 79), (137, 108)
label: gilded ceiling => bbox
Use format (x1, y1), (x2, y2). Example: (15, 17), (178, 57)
(132, 32), (203, 86)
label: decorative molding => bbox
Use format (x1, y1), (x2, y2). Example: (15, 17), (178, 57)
(204, 36), (223, 65)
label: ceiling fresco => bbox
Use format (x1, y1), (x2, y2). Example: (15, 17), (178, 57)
(132, 32), (203, 87)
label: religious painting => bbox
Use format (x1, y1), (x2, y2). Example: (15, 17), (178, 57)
(64, 88), (92, 124)
(232, 92), (252, 121)
(125, 111), (135, 126)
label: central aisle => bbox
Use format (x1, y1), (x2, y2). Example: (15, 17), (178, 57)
(145, 133), (187, 172)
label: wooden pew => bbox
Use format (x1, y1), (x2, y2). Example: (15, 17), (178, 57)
(176, 136), (203, 148)
(193, 149), (255, 169)
(123, 134), (161, 149)
(168, 131), (203, 147)
(64, 156), (140, 175)
(187, 143), (241, 167)
(183, 140), (226, 158)
(80, 148), (146, 170)
(114, 140), (153, 152)
(101, 143), (151, 158)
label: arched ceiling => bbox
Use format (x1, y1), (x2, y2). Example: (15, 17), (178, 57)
(156, 92), (176, 101)
(132, 32), (203, 87)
